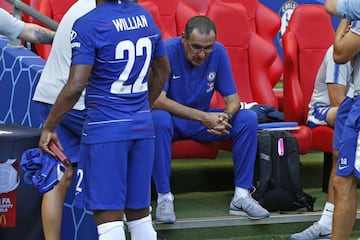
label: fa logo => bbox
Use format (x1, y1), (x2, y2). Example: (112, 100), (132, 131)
(277, 0), (299, 47)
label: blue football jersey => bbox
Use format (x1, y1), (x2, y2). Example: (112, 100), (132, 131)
(70, 1), (166, 143)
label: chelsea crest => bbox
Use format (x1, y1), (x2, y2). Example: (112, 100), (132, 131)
(277, 0), (299, 47)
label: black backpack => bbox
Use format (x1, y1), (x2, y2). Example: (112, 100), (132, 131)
(252, 130), (316, 212)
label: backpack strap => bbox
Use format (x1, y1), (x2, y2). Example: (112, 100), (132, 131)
(283, 131), (314, 211)
(253, 132), (273, 200)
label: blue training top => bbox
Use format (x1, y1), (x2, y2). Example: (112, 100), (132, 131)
(70, 1), (166, 143)
(164, 37), (237, 111)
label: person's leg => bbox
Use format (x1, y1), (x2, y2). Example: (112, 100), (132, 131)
(191, 109), (269, 219)
(290, 97), (353, 240)
(290, 154), (335, 240)
(36, 102), (84, 240)
(151, 110), (174, 194)
(126, 139), (157, 239)
(289, 152), (337, 240)
(332, 174), (357, 240)
(332, 98), (360, 239)
(41, 165), (73, 240)
(81, 141), (129, 239)
(326, 106), (339, 127)
(126, 212), (156, 240)
(230, 109), (258, 189)
(227, 110), (270, 219)
(307, 104), (331, 129)
(151, 110), (176, 223)
(94, 210), (126, 240)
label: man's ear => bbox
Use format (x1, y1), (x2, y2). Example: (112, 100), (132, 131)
(181, 31), (186, 39)
(181, 32), (186, 45)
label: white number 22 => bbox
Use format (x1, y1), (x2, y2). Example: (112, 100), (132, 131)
(110, 37), (152, 94)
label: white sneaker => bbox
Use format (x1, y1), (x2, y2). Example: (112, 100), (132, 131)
(156, 198), (176, 224)
(229, 196), (270, 220)
(290, 222), (332, 240)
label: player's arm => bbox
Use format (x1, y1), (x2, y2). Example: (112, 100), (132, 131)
(325, 0), (360, 20)
(333, 19), (360, 63)
(326, 83), (346, 126)
(327, 83), (347, 107)
(324, 0), (340, 17)
(39, 64), (92, 156)
(222, 93), (241, 121)
(148, 55), (170, 106)
(18, 23), (55, 44)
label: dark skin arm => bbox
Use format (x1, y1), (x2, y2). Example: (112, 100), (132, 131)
(40, 55), (170, 156)
(148, 55), (170, 106)
(39, 64), (92, 156)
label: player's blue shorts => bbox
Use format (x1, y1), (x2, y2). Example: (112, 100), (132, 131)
(35, 102), (85, 164)
(333, 97), (353, 150)
(336, 96), (360, 179)
(307, 104), (330, 129)
(76, 138), (154, 211)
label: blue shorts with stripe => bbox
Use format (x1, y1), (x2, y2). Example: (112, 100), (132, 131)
(333, 97), (353, 150)
(35, 102), (85, 164)
(307, 104), (330, 129)
(76, 138), (154, 211)
(336, 96), (360, 179)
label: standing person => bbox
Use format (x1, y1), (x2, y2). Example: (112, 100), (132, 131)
(32, 0), (96, 239)
(151, 15), (270, 224)
(290, 43), (352, 240)
(325, 0), (360, 20)
(38, 0), (169, 239)
(0, 7), (54, 44)
(330, 18), (360, 240)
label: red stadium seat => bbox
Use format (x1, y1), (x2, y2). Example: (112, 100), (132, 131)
(282, 4), (335, 191)
(29, 0), (76, 59)
(175, 0), (204, 37)
(139, 0), (179, 37)
(1, 1), (13, 13)
(219, 0), (283, 89)
(139, 0), (172, 40)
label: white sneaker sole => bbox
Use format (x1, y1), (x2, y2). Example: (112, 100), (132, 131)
(229, 209), (269, 220)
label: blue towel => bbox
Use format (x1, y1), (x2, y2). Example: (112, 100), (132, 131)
(20, 148), (65, 194)
(250, 104), (284, 122)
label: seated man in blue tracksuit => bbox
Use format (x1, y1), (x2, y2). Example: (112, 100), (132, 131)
(151, 15), (269, 224)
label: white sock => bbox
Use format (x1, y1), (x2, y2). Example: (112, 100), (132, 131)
(127, 215), (157, 240)
(157, 192), (174, 203)
(234, 187), (249, 199)
(97, 221), (125, 240)
(318, 202), (334, 230)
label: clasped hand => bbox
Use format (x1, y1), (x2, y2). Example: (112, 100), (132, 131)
(204, 112), (232, 135)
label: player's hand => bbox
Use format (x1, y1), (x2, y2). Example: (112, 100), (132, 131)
(207, 125), (230, 135)
(39, 129), (63, 157)
(203, 112), (232, 135)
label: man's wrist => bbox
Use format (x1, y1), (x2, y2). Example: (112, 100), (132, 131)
(224, 111), (232, 121)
